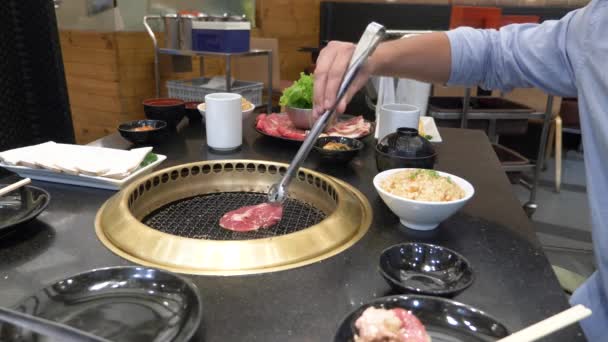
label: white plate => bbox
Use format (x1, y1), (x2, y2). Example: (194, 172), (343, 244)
(0, 155), (166, 190)
(420, 116), (442, 143)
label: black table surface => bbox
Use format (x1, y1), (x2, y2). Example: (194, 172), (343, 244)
(0, 118), (585, 341)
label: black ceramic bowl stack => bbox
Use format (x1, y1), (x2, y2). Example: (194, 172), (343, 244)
(375, 127), (437, 171)
(142, 98), (186, 129)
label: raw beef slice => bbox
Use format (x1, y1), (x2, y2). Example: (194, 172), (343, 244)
(219, 203), (283, 232)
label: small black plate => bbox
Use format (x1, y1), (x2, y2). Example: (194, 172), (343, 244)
(334, 295), (509, 342)
(0, 266), (203, 342)
(379, 243), (474, 296)
(0, 185), (50, 236)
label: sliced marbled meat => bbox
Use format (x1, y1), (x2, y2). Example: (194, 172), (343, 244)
(219, 203), (283, 232)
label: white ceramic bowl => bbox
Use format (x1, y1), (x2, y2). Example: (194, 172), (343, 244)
(373, 168), (475, 231)
(197, 101), (255, 123)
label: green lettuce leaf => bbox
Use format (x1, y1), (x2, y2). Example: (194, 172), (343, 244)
(279, 72), (314, 109)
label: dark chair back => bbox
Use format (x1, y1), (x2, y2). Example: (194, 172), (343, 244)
(0, 0), (74, 151)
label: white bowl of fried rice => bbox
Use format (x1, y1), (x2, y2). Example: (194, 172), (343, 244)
(373, 168), (474, 230)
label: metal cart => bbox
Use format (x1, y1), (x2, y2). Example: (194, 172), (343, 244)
(143, 15), (273, 112)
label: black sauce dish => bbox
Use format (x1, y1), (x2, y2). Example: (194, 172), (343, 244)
(379, 242), (474, 296)
(118, 119), (168, 145)
(313, 136), (364, 164)
(376, 127), (437, 171)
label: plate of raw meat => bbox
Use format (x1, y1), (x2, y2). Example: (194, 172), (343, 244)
(334, 295), (509, 342)
(255, 113), (374, 142)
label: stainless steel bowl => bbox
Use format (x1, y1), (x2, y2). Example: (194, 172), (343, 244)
(286, 106), (314, 129)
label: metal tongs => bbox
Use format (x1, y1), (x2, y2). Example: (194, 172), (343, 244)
(268, 22), (386, 204)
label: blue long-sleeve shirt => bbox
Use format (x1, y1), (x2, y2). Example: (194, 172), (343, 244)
(447, 1), (608, 340)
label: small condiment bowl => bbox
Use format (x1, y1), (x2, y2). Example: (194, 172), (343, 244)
(118, 119), (168, 145)
(373, 168), (474, 230)
(379, 242), (474, 296)
(313, 136), (364, 164)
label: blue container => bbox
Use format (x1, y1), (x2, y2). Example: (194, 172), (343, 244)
(191, 21), (250, 53)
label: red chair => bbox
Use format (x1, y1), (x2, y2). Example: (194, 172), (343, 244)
(450, 6), (503, 29)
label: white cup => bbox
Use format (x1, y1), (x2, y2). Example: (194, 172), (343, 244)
(376, 103), (421, 141)
(204, 93), (243, 151)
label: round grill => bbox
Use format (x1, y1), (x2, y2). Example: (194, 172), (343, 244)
(143, 192), (326, 240)
(96, 160), (372, 275)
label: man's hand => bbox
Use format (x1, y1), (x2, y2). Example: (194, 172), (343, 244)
(312, 41), (375, 119)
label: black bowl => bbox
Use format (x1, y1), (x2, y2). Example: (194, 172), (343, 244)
(142, 98), (186, 128)
(313, 136), (364, 163)
(118, 119), (168, 145)
(335, 295), (508, 342)
(376, 127), (437, 171)
(184, 101), (203, 122)
(379, 243), (474, 296)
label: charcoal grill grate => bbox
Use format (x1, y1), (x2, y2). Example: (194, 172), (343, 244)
(142, 192), (327, 240)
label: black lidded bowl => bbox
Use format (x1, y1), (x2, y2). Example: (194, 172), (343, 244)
(375, 127), (437, 172)
(142, 98), (186, 129)
(118, 119), (168, 145)
(313, 136), (364, 164)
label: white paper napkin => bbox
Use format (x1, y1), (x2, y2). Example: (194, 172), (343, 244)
(0, 142), (153, 180)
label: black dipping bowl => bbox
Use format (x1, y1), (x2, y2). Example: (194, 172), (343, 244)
(379, 243), (474, 296)
(335, 295), (508, 342)
(118, 119), (168, 145)
(376, 127), (437, 171)
(313, 136), (364, 163)
(142, 98), (185, 128)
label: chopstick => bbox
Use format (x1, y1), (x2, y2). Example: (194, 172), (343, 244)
(0, 307), (112, 342)
(0, 178), (31, 197)
(497, 305), (591, 342)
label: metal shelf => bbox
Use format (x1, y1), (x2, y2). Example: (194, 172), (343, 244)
(144, 16), (273, 111)
(158, 48), (271, 58)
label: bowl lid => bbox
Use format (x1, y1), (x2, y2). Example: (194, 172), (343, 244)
(376, 127), (436, 158)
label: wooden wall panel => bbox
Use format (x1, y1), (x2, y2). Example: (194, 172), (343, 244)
(255, 0), (321, 80)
